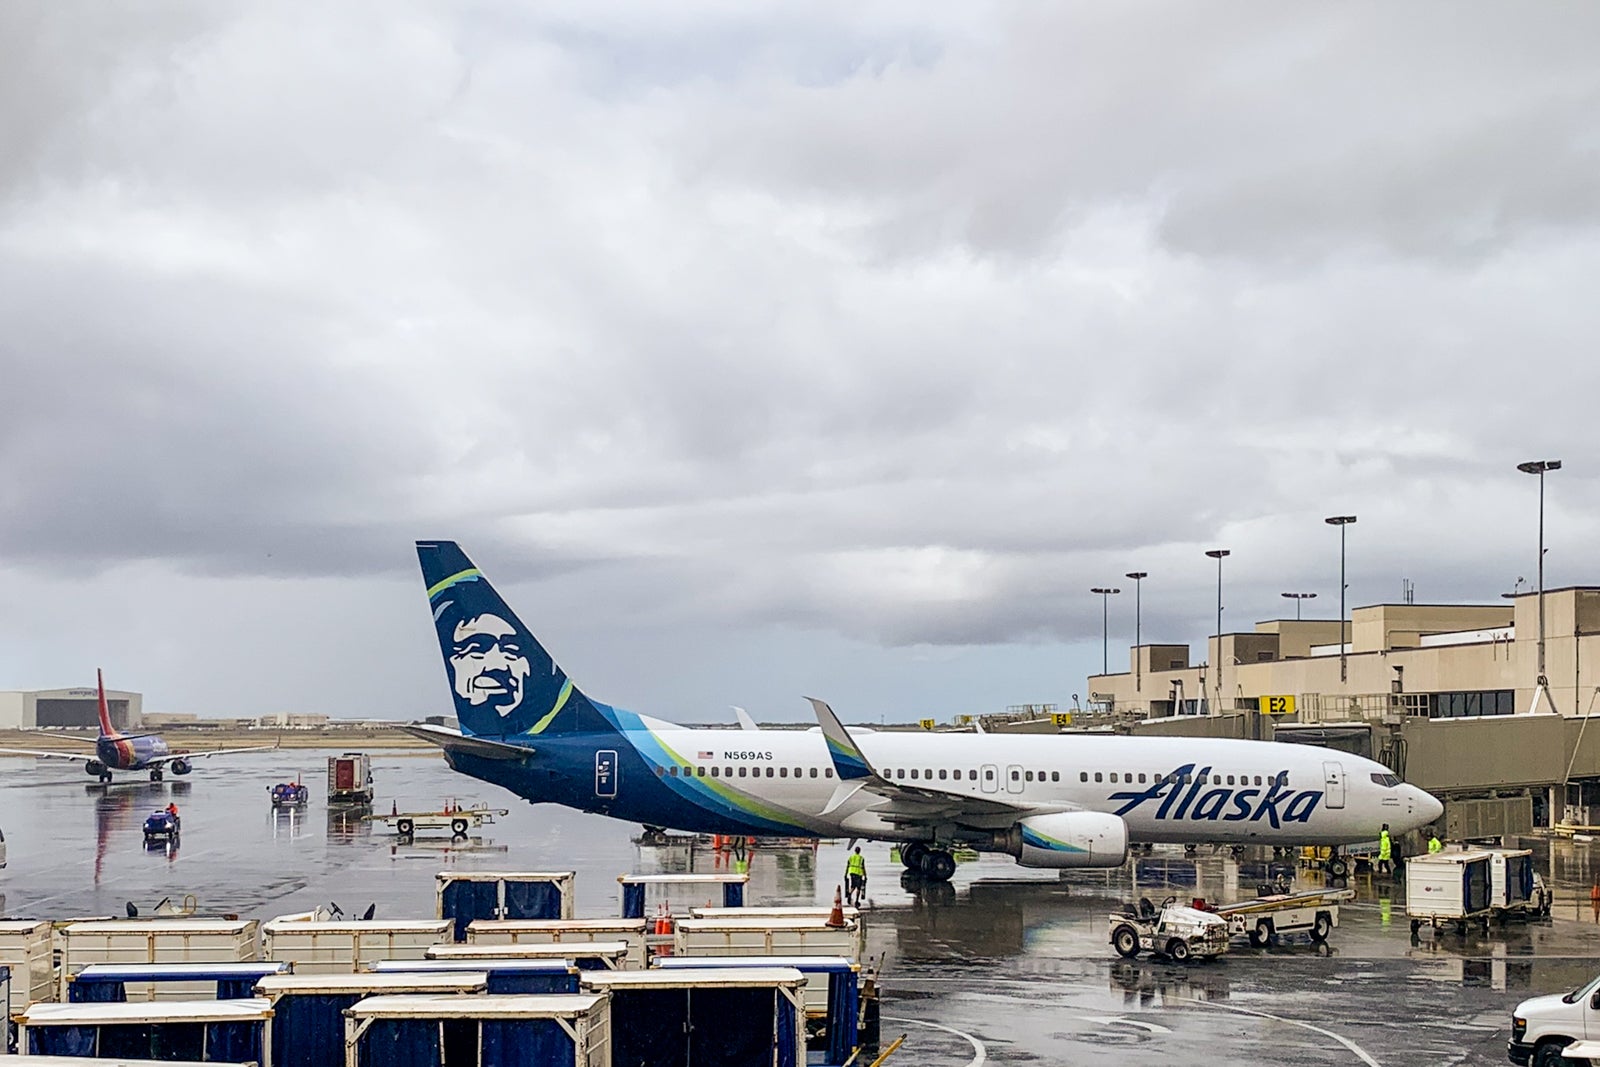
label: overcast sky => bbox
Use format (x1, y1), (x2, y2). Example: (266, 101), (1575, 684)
(2, 3), (1597, 723)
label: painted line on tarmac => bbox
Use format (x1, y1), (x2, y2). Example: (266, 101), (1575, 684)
(882, 1015), (987, 1067)
(1080, 1014), (1172, 1033)
(1192, 1002), (1380, 1067)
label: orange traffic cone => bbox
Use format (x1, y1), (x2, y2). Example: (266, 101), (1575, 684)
(827, 885), (846, 928)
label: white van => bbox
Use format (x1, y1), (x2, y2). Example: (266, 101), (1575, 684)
(1509, 972), (1600, 1066)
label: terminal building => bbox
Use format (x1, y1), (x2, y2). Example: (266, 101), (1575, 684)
(1079, 587), (1600, 833)
(0, 686), (143, 730)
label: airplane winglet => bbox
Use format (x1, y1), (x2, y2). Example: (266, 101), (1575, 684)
(732, 706), (759, 732)
(806, 697), (873, 781)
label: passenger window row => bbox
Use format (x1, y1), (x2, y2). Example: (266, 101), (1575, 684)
(1079, 771), (1280, 787)
(654, 765), (832, 779)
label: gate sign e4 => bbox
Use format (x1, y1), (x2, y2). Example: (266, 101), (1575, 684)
(1262, 695), (1297, 716)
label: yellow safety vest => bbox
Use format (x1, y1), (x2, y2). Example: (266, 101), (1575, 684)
(1378, 831), (1392, 860)
(847, 853), (866, 876)
(1428, 837), (1443, 853)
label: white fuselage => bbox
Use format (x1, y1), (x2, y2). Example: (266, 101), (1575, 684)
(628, 720), (1442, 847)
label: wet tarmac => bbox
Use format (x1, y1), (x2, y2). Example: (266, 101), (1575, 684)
(5, 748), (1600, 1065)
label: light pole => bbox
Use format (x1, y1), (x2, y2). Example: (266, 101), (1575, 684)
(1518, 459), (1562, 690)
(1325, 516), (1357, 683)
(1125, 571), (1148, 693)
(1204, 550), (1229, 712)
(1281, 591), (1317, 620)
(1090, 587), (1121, 676)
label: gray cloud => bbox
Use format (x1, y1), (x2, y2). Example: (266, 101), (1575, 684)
(1, 2), (1597, 718)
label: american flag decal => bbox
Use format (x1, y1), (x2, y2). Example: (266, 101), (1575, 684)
(697, 751), (713, 760)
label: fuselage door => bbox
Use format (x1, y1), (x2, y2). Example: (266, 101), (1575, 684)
(1323, 760), (1346, 810)
(595, 750), (618, 799)
(1005, 764), (1025, 795)
(980, 764), (999, 795)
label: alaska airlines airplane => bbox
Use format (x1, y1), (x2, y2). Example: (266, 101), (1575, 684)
(0, 670), (273, 783)
(408, 541), (1443, 881)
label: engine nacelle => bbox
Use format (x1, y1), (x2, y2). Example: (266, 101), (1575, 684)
(169, 758), (192, 776)
(85, 760), (106, 777)
(995, 812), (1129, 869)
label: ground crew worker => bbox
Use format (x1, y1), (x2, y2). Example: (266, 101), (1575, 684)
(1428, 829), (1443, 853)
(1377, 824), (1392, 876)
(845, 846), (867, 907)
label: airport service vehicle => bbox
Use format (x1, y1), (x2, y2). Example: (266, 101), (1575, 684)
(328, 753), (374, 804)
(1207, 887), (1354, 946)
(1407, 848), (1495, 935)
(141, 811), (179, 845)
(0, 670), (273, 783)
(270, 780), (310, 808)
(1109, 898), (1230, 961)
(368, 800), (507, 838)
(406, 541), (1444, 884)
(1507, 971), (1600, 1066)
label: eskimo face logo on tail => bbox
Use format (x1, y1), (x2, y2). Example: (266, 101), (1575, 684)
(449, 614), (532, 718)
(430, 575), (571, 737)
(1107, 764), (1323, 828)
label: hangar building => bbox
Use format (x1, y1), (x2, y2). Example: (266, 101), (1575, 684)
(0, 686), (144, 730)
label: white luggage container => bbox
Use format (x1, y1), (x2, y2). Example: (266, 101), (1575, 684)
(467, 919), (649, 969)
(18, 998), (274, 1063)
(672, 917), (862, 962)
(343, 993), (611, 1067)
(428, 941), (631, 971)
(57, 920), (260, 1000)
(1405, 848), (1494, 935)
(260, 917), (452, 974)
(0, 920), (56, 1011)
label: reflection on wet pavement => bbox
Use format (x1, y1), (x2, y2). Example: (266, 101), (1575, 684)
(5, 749), (1600, 1065)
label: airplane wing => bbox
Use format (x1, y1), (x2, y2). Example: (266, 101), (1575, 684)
(150, 743), (280, 764)
(808, 697), (1074, 830)
(0, 747), (100, 763)
(397, 723), (538, 762)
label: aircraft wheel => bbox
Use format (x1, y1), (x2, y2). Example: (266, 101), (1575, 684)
(1325, 857), (1349, 879)
(901, 842), (928, 870)
(921, 850), (957, 882)
(1112, 925), (1140, 958)
(150, 769), (164, 782)
(100, 773), (112, 784)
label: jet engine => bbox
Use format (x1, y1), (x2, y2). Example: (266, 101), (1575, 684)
(994, 812), (1128, 869)
(85, 760), (106, 777)
(169, 758), (192, 776)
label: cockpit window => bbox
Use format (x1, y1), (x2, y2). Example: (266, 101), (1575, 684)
(1370, 773), (1402, 787)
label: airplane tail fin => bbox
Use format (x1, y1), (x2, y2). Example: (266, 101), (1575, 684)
(96, 668), (117, 737)
(416, 541), (607, 739)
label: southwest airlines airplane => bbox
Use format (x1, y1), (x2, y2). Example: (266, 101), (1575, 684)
(0, 670), (272, 783)
(408, 541), (1442, 881)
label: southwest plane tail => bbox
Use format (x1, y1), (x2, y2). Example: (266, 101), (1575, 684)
(95, 668), (116, 737)
(416, 541), (608, 740)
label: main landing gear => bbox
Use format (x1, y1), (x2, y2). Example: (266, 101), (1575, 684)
(149, 768), (164, 783)
(900, 842), (957, 882)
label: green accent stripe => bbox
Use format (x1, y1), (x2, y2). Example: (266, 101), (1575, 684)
(525, 679), (574, 736)
(427, 568), (481, 599)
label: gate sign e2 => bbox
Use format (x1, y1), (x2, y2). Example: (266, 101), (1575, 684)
(1262, 695), (1296, 716)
